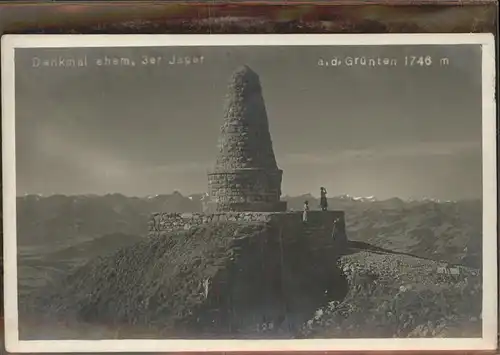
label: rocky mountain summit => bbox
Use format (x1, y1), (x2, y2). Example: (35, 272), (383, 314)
(17, 193), (482, 340)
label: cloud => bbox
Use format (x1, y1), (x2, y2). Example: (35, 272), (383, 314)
(25, 122), (212, 195)
(33, 124), (133, 181)
(279, 141), (481, 166)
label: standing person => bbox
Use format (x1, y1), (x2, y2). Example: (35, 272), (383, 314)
(302, 200), (310, 223)
(332, 217), (347, 250)
(320, 187), (328, 211)
(331, 218), (339, 241)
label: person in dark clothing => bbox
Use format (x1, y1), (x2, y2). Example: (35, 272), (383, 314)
(320, 187), (328, 211)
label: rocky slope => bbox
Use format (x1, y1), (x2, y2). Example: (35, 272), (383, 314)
(299, 250), (481, 338)
(19, 230), (481, 340)
(17, 233), (143, 298)
(16, 193), (483, 340)
(20, 221), (346, 340)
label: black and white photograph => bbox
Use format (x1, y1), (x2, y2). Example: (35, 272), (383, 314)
(2, 34), (497, 352)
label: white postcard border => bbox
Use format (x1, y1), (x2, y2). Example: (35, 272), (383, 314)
(2, 33), (497, 353)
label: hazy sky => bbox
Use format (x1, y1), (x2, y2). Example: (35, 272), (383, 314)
(15, 44), (483, 199)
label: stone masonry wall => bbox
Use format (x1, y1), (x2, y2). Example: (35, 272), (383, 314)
(207, 169), (285, 212)
(148, 211), (348, 251)
(149, 212), (273, 234)
(208, 169), (283, 205)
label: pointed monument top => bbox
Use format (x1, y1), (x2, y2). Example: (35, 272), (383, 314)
(232, 64), (258, 77)
(227, 65), (261, 96)
(214, 65), (278, 171)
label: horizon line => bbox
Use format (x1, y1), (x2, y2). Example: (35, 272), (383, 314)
(15, 191), (482, 202)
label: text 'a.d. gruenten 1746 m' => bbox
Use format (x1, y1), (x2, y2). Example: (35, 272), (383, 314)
(317, 55), (450, 67)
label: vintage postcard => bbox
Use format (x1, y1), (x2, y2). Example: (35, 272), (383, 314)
(2, 34), (497, 353)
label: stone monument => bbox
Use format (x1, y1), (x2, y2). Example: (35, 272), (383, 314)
(150, 65), (348, 257)
(204, 65), (287, 213)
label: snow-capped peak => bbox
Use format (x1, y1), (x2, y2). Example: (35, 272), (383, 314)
(336, 194), (378, 202)
(352, 195), (377, 202)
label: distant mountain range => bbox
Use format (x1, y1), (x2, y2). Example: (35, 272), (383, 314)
(15, 193), (482, 269)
